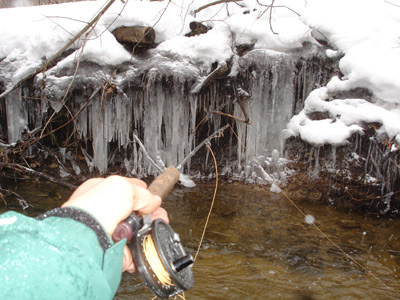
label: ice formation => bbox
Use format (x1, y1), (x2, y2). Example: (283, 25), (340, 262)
(0, 0), (399, 212)
(1, 44), (337, 182)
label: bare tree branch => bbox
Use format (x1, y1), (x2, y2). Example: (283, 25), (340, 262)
(177, 124), (230, 170)
(256, 0), (300, 35)
(132, 134), (164, 174)
(0, 187), (32, 210)
(1, 163), (77, 190)
(0, 0), (117, 100)
(194, 0), (243, 16)
(385, 0), (400, 7)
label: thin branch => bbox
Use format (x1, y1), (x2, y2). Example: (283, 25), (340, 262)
(256, 0), (300, 35)
(268, 0), (276, 34)
(27, 86), (101, 148)
(385, 0), (400, 7)
(0, 187), (32, 210)
(194, 0), (243, 16)
(210, 110), (248, 123)
(272, 5), (300, 16)
(177, 124), (230, 170)
(0, 0), (117, 100)
(132, 134), (164, 174)
(129, 0), (171, 61)
(1, 163), (77, 190)
(257, 0), (277, 34)
(40, 14), (98, 138)
(0, 189), (6, 206)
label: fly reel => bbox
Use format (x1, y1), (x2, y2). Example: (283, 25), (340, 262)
(112, 167), (194, 298)
(130, 217), (194, 298)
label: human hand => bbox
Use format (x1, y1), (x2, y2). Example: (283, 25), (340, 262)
(61, 175), (169, 273)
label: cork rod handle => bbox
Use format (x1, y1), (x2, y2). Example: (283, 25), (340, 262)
(148, 167), (180, 199)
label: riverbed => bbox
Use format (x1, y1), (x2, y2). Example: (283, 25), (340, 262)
(1, 178), (399, 299)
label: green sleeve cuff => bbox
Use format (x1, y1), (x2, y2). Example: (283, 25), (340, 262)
(67, 207), (127, 293)
(0, 211), (126, 300)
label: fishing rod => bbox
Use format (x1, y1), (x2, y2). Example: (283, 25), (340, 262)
(112, 167), (194, 299)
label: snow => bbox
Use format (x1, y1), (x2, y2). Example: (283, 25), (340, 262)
(0, 0), (399, 149)
(286, 85), (400, 146)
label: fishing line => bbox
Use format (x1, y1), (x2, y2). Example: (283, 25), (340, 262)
(213, 120), (397, 296)
(194, 143), (219, 262)
(143, 235), (173, 287)
(192, 123), (241, 262)
(279, 188), (398, 295)
(187, 115), (398, 296)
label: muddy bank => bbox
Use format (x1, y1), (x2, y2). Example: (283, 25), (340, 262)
(284, 134), (400, 216)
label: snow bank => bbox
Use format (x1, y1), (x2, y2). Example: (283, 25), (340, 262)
(286, 85), (400, 146)
(0, 0), (399, 148)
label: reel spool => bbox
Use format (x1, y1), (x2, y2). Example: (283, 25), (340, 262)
(130, 218), (194, 298)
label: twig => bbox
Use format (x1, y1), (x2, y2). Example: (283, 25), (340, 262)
(40, 36), (86, 138)
(132, 134), (164, 174)
(256, 1), (300, 35)
(257, 0), (278, 34)
(128, 0), (171, 62)
(194, 0), (243, 16)
(1, 163), (77, 190)
(210, 110), (248, 123)
(177, 124), (230, 170)
(0, 189), (6, 206)
(0, 0), (117, 100)
(191, 63), (229, 94)
(268, 0), (276, 34)
(194, 143), (218, 261)
(0, 187), (32, 210)
(28, 86), (101, 148)
(385, 0), (400, 7)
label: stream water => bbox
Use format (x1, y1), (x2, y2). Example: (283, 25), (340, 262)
(1, 178), (399, 299)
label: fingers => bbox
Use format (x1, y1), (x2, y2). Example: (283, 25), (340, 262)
(151, 207), (169, 224)
(126, 177), (148, 189)
(68, 178), (104, 199)
(62, 174), (168, 240)
(131, 186), (162, 215)
(122, 245), (136, 273)
(68, 177), (147, 201)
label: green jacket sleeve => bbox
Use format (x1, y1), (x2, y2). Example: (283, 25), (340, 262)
(0, 210), (126, 300)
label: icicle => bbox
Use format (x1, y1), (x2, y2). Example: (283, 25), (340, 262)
(91, 95), (108, 173)
(187, 93), (198, 173)
(313, 146), (320, 178)
(330, 146), (337, 172)
(5, 88), (27, 143)
(236, 50), (297, 179)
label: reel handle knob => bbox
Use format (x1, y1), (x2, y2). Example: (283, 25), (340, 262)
(112, 214), (142, 243)
(173, 254), (194, 272)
